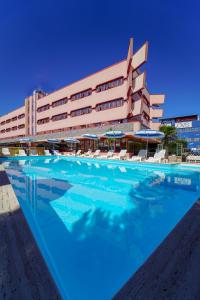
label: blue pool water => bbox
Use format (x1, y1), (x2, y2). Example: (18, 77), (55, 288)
(2, 157), (200, 300)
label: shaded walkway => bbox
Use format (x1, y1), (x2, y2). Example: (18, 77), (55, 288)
(0, 165), (61, 300)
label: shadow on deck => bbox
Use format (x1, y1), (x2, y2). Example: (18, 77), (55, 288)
(0, 206), (61, 300)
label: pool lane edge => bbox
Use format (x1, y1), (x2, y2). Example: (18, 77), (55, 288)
(114, 198), (200, 300)
(0, 164), (62, 300)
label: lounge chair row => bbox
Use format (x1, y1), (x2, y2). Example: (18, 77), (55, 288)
(1, 148), (28, 156)
(68, 149), (166, 163)
(0, 148), (55, 157)
(4, 147), (200, 164)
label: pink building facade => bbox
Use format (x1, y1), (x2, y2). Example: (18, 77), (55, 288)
(0, 38), (164, 142)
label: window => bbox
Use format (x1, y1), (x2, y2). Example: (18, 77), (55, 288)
(6, 128), (11, 132)
(178, 127), (200, 133)
(37, 104), (50, 113)
(0, 121), (5, 125)
(1, 129), (5, 133)
(6, 119), (11, 123)
(194, 137), (200, 142)
(132, 93), (141, 102)
(52, 97), (68, 107)
(12, 116), (18, 121)
(71, 107), (92, 117)
(96, 98), (124, 111)
(142, 111), (150, 121)
(71, 89), (92, 101)
(143, 98), (150, 107)
(18, 124), (25, 129)
(12, 126), (18, 131)
(52, 112), (68, 121)
(37, 117), (50, 125)
(96, 77), (123, 93)
(18, 114), (25, 119)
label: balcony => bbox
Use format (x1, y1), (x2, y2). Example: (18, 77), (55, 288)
(150, 121), (161, 130)
(150, 108), (163, 119)
(150, 94), (165, 105)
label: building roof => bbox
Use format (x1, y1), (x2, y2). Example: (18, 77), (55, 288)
(161, 114), (199, 121)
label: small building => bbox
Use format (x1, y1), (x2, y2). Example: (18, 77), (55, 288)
(161, 115), (200, 151)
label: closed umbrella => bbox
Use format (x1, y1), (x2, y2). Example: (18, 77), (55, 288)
(134, 129), (164, 157)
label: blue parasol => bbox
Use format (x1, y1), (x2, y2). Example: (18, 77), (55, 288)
(81, 134), (99, 140)
(64, 138), (80, 144)
(134, 129), (164, 157)
(104, 131), (125, 139)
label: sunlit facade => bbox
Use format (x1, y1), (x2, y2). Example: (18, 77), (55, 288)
(0, 38), (165, 142)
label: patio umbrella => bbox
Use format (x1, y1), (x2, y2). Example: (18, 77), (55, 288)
(64, 138), (80, 151)
(18, 137), (34, 143)
(47, 139), (61, 150)
(81, 134), (99, 151)
(64, 138), (80, 143)
(81, 134), (99, 140)
(47, 139), (61, 143)
(104, 130), (125, 139)
(104, 131), (125, 151)
(134, 129), (164, 157)
(18, 137), (34, 154)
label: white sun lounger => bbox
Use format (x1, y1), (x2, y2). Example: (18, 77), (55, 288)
(29, 149), (38, 156)
(52, 150), (62, 156)
(65, 150), (81, 156)
(99, 150), (114, 159)
(44, 150), (52, 156)
(89, 149), (101, 158)
(145, 150), (166, 163)
(75, 150), (82, 156)
(81, 150), (92, 157)
(17, 149), (27, 156)
(112, 149), (127, 160)
(1, 148), (11, 156)
(128, 149), (147, 162)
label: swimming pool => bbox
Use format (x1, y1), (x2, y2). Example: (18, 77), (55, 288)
(2, 157), (200, 300)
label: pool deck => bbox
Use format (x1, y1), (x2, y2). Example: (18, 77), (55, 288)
(114, 198), (200, 300)
(0, 165), (61, 300)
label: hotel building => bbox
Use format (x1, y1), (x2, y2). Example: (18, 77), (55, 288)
(0, 38), (165, 142)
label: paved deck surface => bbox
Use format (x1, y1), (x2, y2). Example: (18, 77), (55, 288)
(0, 165), (61, 300)
(114, 199), (200, 300)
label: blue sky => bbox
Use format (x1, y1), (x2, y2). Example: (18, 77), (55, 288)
(0, 0), (199, 117)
